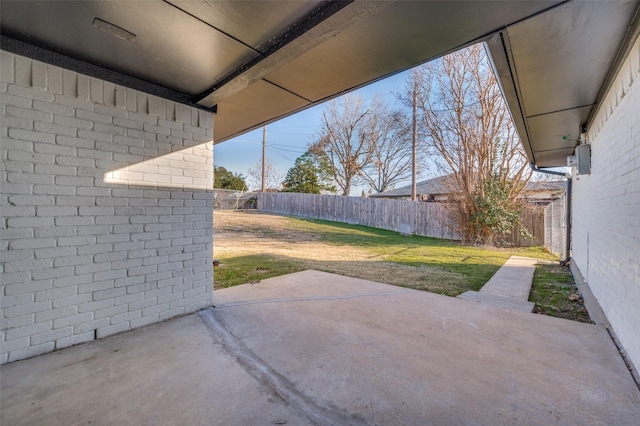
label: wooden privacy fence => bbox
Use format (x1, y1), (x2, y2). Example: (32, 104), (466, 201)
(513, 204), (545, 247)
(257, 192), (547, 246)
(213, 189), (258, 210)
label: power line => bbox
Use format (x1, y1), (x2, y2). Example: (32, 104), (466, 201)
(267, 145), (307, 154)
(267, 147), (295, 163)
(269, 142), (308, 150)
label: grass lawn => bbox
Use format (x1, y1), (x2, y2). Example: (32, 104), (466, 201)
(530, 261), (592, 323)
(214, 211), (556, 295)
(214, 254), (305, 289)
(215, 211), (589, 321)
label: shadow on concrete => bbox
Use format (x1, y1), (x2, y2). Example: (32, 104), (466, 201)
(2, 270), (639, 425)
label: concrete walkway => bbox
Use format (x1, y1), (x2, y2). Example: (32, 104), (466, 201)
(458, 256), (537, 312)
(2, 270), (639, 425)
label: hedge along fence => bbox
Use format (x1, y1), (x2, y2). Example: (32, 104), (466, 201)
(256, 192), (545, 246)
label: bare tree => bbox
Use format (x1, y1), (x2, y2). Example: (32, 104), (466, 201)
(361, 109), (414, 193)
(247, 158), (283, 192)
(412, 43), (531, 244)
(310, 94), (383, 196)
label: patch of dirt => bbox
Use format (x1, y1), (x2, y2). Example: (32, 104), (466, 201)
(215, 211), (372, 262)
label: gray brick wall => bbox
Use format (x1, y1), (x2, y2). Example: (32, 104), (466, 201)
(572, 37), (640, 373)
(1, 51), (214, 363)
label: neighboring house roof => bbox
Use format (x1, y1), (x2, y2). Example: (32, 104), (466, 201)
(370, 175), (566, 199)
(523, 180), (568, 193)
(370, 175), (456, 198)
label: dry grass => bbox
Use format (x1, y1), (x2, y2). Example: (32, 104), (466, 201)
(213, 210), (555, 295)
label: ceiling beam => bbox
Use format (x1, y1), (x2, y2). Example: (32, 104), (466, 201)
(0, 35), (216, 113)
(486, 31), (536, 163)
(195, 0), (395, 109)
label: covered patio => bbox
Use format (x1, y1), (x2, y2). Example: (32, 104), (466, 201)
(2, 1), (640, 423)
(3, 271), (640, 425)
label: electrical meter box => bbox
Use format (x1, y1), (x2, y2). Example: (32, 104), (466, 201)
(568, 145), (591, 174)
(575, 144), (591, 175)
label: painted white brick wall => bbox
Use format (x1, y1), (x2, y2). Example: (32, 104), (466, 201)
(1, 51), (214, 364)
(572, 36), (640, 373)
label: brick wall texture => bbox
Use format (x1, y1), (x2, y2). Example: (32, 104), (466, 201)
(1, 51), (214, 363)
(572, 36), (640, 373)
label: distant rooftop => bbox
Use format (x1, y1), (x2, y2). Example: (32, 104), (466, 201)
(370, 175), (566, 199)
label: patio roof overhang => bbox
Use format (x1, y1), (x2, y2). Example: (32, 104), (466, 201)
(1, 1), (638, 165)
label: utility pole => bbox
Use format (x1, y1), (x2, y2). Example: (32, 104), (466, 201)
(261, 125), (267, 192)
(411, 75), (417, 202)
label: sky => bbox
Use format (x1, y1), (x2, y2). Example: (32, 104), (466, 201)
(213, 70), (416, 195)
(213, 54), (567, 195)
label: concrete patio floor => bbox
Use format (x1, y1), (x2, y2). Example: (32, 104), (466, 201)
(2, 270), (639, 425)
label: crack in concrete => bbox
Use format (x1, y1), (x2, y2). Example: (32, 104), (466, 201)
(214, 290), (415, 309)
(198, 308), (371, 426)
